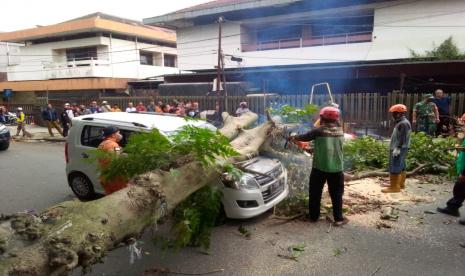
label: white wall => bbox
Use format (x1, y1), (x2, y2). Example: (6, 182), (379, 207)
(6, 35), (179, 81)
(0, 42), (21, 74)
(367, 0), (465, 60)
(175, 0), (465, 70)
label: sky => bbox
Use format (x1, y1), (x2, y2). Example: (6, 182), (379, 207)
(0, 0), (212, 32)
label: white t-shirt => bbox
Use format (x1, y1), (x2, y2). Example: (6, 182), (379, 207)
(126, 107), (137, 113)
(66, 109), (74, 119)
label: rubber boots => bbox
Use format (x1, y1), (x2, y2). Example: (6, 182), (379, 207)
(382, 173), (402, 193)
(400, 171), (407, 189)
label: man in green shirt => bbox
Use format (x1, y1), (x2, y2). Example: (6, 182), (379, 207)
(437, 139), (465, 225)
(289, 106), (347, 226)
(412, 94), (439, 136)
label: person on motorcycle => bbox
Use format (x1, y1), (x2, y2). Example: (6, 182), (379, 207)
(412, 94), (439, 136)
(288, 106), (348, 226)
(432, 89), (452, 136)
(382, 104), (411, 193)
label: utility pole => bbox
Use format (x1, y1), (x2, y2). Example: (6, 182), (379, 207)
(221, 52), (228, 113)
(216, 16), (224, 120)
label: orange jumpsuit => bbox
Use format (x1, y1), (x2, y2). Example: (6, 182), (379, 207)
(98, 138), (128, 194)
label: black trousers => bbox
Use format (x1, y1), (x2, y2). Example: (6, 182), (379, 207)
(436, 115), (451, 136)
(309, 168), (344, 222)
(446, 179), (465, 210)
(62, 122), (69, 137)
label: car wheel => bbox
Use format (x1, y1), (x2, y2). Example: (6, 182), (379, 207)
(69, 172), (95, 200)
(0, 142), (9, 151)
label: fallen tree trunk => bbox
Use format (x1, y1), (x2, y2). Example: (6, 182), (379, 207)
(219, 112), (259, 140)
(0, 112), (273, 276)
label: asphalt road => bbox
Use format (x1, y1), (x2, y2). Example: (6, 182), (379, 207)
(0, 141), (70, 214)
(1, 142), (465, 276)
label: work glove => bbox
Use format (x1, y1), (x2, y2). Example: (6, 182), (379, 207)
(392, 148), (401, 157)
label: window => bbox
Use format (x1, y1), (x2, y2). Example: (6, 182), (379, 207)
(140, 51), (154, 65)
(241, 12), (374, 52)
(80, 125), (134, 148)
(257, 25), (302, 43)
(81, 125), (105, 148)
(66, 47), (98, 62)
(164, 54), (177, 68)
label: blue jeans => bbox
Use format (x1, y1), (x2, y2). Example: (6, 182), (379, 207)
(389, 148), (408, 174)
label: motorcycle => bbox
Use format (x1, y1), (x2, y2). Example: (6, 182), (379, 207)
(4, 112), (18, 125)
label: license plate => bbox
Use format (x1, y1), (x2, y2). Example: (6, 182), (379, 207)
(269, 180), (281, 193)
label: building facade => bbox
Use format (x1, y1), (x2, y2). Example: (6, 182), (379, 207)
(0, 13), (179, 101)
(144, 0), (465, 71)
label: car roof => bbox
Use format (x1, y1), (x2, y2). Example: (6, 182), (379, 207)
(73, 112), (213, 133)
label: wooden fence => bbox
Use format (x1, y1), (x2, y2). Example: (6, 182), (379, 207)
(3, 92), (465, 133)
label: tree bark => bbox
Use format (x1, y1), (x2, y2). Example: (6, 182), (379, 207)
(0, 112), (272, 276)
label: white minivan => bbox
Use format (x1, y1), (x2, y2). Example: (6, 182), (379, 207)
(65, 112), (288, 219)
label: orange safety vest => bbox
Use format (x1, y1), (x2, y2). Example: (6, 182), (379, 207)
(98, 138), (128, 195)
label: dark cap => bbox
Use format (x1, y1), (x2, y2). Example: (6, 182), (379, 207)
(102, 126), (119, 137)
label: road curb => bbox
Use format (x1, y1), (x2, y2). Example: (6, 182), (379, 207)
(11, 136), (66, 143)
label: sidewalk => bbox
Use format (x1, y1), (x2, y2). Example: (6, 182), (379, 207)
(7, 124), (66, 142)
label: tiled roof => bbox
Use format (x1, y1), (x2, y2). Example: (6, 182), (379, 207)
(175, 0), (256, 14)
(0, 12), (175, 43)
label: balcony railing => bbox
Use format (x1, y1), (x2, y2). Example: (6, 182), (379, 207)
(44, 57), (110, 69)
(242, 31), (372, 52)
(41, 58), (112, 79)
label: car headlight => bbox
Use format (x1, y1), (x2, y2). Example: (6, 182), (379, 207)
(222, 173), (260, 190)
(237, 175), (260, 190)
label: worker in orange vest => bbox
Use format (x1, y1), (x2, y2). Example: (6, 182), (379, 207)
(98, 126), (128, 194)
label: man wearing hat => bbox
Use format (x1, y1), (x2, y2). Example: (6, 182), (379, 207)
(101, 101), (112, 113)
(412, 94), (439, 136)
(15, 107), (33, 138)
(98, 126), (127, 194)
(235, 101), (251, 117)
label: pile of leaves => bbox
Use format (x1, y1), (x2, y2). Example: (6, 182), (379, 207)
(343, 132), (457, 173)
(344, 136), (389, 171)
(95, 125), (238, 182)
(169, 185), (223, 250)
(406, 132), (456, 172)
(92, 124), (238, 250)
(269, 104), (318, 124)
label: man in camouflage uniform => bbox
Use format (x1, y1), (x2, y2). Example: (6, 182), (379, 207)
(412, 94), (439, 136)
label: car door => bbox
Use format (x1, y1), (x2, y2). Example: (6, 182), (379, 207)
(74, 124), (107, 193)
(74, 124), (136, 194)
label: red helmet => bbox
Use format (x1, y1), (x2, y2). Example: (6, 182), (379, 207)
(319, 106), (340, 120)
(389, 104), (407, 113)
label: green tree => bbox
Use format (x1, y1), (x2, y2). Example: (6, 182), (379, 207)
(410, 36), (465, 60)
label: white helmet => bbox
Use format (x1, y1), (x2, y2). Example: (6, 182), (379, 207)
(16, 107), (23, 111)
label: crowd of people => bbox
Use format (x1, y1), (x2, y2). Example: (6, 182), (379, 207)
(40, 99), (210, 137)
(2, 99), (253, 138)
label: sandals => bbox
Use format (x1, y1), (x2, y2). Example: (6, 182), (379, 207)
(334, 218), (349, 227)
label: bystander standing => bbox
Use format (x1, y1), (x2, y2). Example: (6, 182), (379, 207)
(126, 102), (137, 113)
(41, 104), (63, 137)
(432, 89), (452, 136)
(15, 107), (33, 138)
